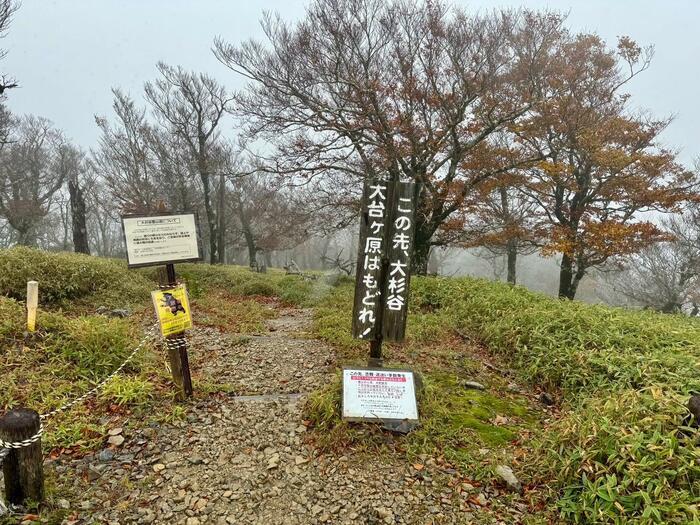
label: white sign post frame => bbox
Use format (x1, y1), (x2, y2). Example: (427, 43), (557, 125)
(341, 366), (419, 425)
(121, 212), (203, 269)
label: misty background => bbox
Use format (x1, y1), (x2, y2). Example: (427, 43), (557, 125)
(3, 0), (699, 304)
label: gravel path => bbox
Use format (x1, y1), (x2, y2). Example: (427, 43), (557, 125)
(44, 306), (510, 524)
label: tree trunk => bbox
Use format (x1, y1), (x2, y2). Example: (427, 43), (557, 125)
(16, 225), (37, 247)
(243, 229), (256, 268)
(411, 238), (431, 275)
(558, 254), (585, 300)
(98, 215), (110, 256)
(558, 254), (575, 299)
(217, 173), (226, 264)
(236, 200), (257, 269)
(68, 178), (90, 255)
(660, 301), (681, 314)
(200, 171), (218, 264)
(506, 239), (517, 285)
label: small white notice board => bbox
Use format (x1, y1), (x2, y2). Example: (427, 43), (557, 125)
(342, 368), (418, 422)
(122, 213), (201, 268)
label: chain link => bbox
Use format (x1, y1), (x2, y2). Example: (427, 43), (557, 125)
(0, 324), (158, 457)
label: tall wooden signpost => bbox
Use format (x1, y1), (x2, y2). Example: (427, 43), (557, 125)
(352, 178), (417, 359)
(121, 212), (201, 400)
(346, 178), (419, 431)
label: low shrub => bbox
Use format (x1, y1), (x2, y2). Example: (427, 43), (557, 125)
(241, 279), (278, 297)
(415, 277), (700, 524)
(0, 246), (152, 308)
(100, 376), (154, 407)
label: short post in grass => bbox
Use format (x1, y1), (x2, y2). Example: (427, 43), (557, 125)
(158, 264), (194, 400)
(26, 281), (38, 333)
(120, 211), (201, 401)
(0, 408), (44, 506)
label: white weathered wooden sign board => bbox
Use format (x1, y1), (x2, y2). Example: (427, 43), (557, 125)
(342, 368), (418, 422)
(121, 213), (201, 268)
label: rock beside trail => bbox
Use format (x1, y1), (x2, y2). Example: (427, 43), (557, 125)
(96, 306), (131, 318)
(495, 465), (522, 493)
(539, 392), (555, 406)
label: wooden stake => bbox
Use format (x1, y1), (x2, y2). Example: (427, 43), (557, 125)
(0, 409), (44, 506)
(26, 281), (38, 333)
(159, 265), (193, 400)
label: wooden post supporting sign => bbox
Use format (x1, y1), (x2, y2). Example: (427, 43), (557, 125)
(121, 211), (201, 400)
(352, 178), (417, 363)
(159, 264), (193, 400)
(0, 409), (44, 506)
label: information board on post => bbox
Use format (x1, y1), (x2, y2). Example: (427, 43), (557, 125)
(342, 367), (419, 422)
(121, 213), (202, 268)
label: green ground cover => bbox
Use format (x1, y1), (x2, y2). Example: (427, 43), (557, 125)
(308, 277), (700, 524)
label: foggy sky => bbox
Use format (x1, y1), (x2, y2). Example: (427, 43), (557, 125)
(3, 0), (698, 164)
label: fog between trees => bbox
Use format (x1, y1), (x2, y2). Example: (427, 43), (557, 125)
(0, 0), (698, 313)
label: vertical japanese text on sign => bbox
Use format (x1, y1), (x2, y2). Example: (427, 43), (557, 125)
(352, 180), (390, 340)
(382, 181), (416, 342)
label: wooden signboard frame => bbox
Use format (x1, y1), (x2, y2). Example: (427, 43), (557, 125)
(120, 211), (203, 269)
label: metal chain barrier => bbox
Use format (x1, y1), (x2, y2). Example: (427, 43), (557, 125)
(0, 324), (158, 463)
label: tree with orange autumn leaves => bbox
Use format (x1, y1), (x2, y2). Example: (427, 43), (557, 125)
(513, 34), (698, 299)
(216, 0), (699, 296)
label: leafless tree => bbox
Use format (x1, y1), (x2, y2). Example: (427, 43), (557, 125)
(0, 0), (19, 95)
(85, 175), (124, 257)
(609, 206), (700, 315)
(320, 248), (355, 275)
(229, 170), (312, 268)
(145, 63), (233, 264)
(0, 115), (66, 245)
(56, 144), (91, 254)
(94, 89), (162, 213)
(214, 0), (564, 273)
(148, 129), (200, 213)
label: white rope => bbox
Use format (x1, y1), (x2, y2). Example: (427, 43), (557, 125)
(0, 324), (158, 456)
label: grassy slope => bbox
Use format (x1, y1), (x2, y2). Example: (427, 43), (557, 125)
(310, 277), (700, 524)
(308, 280), (547, 523)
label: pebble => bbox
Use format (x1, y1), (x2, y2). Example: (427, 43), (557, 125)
(107, 435), (125, 447)
(495, 465), (522, 493)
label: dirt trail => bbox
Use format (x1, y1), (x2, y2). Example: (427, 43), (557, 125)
(51, 306), (499, 525)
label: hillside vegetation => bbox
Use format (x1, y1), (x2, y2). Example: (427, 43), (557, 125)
(1, 248), (698, 524)
(312, 278), (700, 524)
(0, 248), (321, 449)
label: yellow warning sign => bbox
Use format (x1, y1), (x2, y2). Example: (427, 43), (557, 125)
(151, 284), (193, 337)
